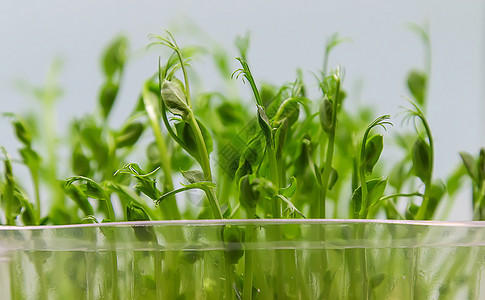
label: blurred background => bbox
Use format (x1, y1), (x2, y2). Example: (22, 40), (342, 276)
(0, 0), (483, 220)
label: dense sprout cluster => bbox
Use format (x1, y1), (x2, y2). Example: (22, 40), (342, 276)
(1, 28), (484, 227)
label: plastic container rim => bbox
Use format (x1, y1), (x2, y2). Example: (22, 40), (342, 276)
(1, 218), (484, 230)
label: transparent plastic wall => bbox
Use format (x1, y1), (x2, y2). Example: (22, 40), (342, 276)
(1, 220), (484, 299)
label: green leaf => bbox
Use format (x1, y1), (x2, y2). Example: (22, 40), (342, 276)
(63, 183), (94, 216)
(405, 203), (420, 220)
(222, 225), (244, 264)
(102, 36), (128, 78)
(65, 176), (109, 201)
(156, 181), (216, 205)
(74, 117), (109, 167)
(275, 118), (288, 159)
(257, 105), (273, 147)
(240, 134), (263, 166)
(19, 147), (41, 170)
(407, 70), (427, 106)
(352, 179), (388, 214)
(274, 97), (303, 127)
(212, 48), (232, 78)
(114, 163), (161, 200)
(174, 118), (213, 163)
(412, 138), (431, 183)
(363, 134), (383, 174)
(14, 190), (36, 225)
(216, 102), (245, 126)
(233, 57), (263, 106)
(478, 148), (485, 183)
(142, 84), (161, 122)
(14, 120), (31, 146)
(328, 167), (339, 191)
(319, 97), (333, 134)
(276, 194), (306, 218)
(86, 181), (108, 201)
(389, 160), (409, 191)
(99, 80), (119, 119)
(460, 151), (477, 183)
(368, 179), (388, 208)
(126, 201), (150, 221)
(279, 177), (297, 198)
(161, 79), (191, 120)
(115, 121), (145, 148)
(446, 165), (467, 196)
(369, 274), (385, 290)
(71, 145), (91, 176)
(313, 163), (322, 186)
(235, 32), (250, 60)
(235, 159), (253, 183)
(426, 180), (446, 218)
(81, 215), (99, 224)
(181, 169), (205, 184)
(3, 113), (31, 146)
(239, 174), (259, 212)
(1, 149), (21, 223)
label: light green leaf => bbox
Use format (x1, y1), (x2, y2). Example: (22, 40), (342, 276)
(181, 169), (205, 184)
(161, 79), (191, 120)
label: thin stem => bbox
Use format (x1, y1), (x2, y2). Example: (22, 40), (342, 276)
(187, 112), (212, 181)
(32, 171), (41, 222)
(164, 31), (193, 108)
(379, 192), (424, 202)
(234, 57), (263, 106)
(268, 146), (280, 218)
(206, 188), (223, 219)
(154, 246), (163, 300)
(415, 113), (434, 220)
(472, 184), (485, 220)
(358, 115), (391, 218)
(105, 196), (116, 221)
(144, 83), (181, 219)
(320, 77), (340, 218)
(359, 137), (371, 219)
(243, 208), (255, 300)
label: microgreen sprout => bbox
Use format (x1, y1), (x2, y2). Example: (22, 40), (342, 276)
(357, 115), (392, 218)
(402, 100), (435, 219)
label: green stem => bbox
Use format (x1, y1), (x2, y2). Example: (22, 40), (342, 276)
(359, 137), (370, 219)
(104, 194), (116, 221)
(170, 39), (193, 108)
(358, 115), (391, 218)
(320, 133), (335, 219)
(224, 255), (236, 298)
(472, 184), (485, 220)
(186, 112), (224, 219)
(154, 246), (163, 300)
(187, 112), (212, 181)
(415, 115), (434, 220)
(110, 250), (119, 299)
(144, 91), (181, 220)
(379, 192), (424, 202)
(418, 188), (431, 219)
(268, 146), (280, 218)
(243, 213), (255, 300)
(206, 188), (223, 219)
(320, 76), (340, 218)
(31, 171), (41, 222)
(33, 250), (47, 300)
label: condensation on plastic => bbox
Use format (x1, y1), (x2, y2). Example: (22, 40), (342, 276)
(0, 219), (484, 299)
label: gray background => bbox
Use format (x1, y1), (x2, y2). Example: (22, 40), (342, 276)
(0, 1), (484, 220)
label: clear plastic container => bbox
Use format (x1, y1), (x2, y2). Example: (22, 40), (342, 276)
(1, 219), (484, 299)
